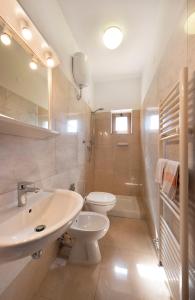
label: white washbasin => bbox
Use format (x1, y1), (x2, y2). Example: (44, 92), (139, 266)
(0, 189), (83, 262)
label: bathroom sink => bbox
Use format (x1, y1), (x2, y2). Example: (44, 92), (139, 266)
(0, 189), (83, 262)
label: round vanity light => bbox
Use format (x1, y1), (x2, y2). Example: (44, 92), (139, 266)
(0, 32), (11, 46)
(103, 26), (123, 49)
(185, 12), (195, 35)
(29, 59), (38, 70)
(46, 56), (54, 68)
(21, 27), (32, 41)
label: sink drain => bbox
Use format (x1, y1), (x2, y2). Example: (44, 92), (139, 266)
(35, 225), (46, 232)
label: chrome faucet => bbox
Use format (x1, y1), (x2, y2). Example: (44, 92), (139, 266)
(17, 181), (40, 207)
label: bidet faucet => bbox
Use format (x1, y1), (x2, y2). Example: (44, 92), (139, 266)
(17, 181), (40, 207)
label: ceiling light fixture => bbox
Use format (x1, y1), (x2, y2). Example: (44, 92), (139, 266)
(103, 26), (123, 49)
(21, 26), (32, 41)
(0, 32), (11, 46)
(29, 59), (38, 70)
(46, 56), (54, 68)
(185, 12), (195, 35)
(20, 19), (32, 41)
(44, 51), (55, 68)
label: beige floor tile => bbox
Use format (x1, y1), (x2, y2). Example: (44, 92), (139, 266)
(62, 264), (100, 300)
(35, 263), (100, 300)
(32, 296), (49, 300)
(100, 244), (157, 269)
(100, 217), (155, 255)
(94, 266), (141, 300)
(95, 246), (170, 300)
(32, 216), (170, 300)
(35, 267), (65, 299)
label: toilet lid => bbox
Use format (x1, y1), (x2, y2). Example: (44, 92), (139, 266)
(86, 192), (116, 205)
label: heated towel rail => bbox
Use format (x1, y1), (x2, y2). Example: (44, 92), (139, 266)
(159, 67), (189, 300)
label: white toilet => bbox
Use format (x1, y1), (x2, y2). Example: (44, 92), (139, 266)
(68, 211), (110, 264)
(86, 192), (116, 215)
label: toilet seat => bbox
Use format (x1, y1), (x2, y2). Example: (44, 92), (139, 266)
(86, 192), (116, 206)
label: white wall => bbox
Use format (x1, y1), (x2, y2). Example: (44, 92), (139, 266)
(94, 76), (141, 112)
(19, 0), (94, 108)
(141, 0), (185, 101)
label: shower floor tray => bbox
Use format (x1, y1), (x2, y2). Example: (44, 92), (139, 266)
(109, 195), (141, 219)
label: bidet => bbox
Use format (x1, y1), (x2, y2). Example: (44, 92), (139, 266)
(68, 211), (110, 264)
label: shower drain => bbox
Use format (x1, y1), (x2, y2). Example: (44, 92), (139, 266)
(34, 225), (46, 232)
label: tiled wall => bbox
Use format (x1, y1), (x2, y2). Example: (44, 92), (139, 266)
(92, 111), (142, 196)
(141, 2), (188, 235)
(141, 0), (195, 298)
(0, 67), (91, 300)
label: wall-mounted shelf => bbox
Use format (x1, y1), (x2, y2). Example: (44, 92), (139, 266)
(116, 142), (129, 147)
(0, 116), (59, 139)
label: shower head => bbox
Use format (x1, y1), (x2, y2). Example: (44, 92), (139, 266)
(91, 108), (104, 114)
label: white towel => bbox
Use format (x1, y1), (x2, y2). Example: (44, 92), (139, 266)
(162, 160), (179, 200)
(155, 158), (167, 185)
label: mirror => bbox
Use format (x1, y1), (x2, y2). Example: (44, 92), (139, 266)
(0, 24), (49, 129)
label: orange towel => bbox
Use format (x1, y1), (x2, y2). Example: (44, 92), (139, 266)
(162, 160), (179, 200)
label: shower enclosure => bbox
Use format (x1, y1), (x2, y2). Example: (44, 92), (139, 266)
(91, 109), (142, 219)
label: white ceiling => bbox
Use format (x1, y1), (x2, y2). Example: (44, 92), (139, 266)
(19, 0), (183, 107)
(58, 0), (164, 81)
